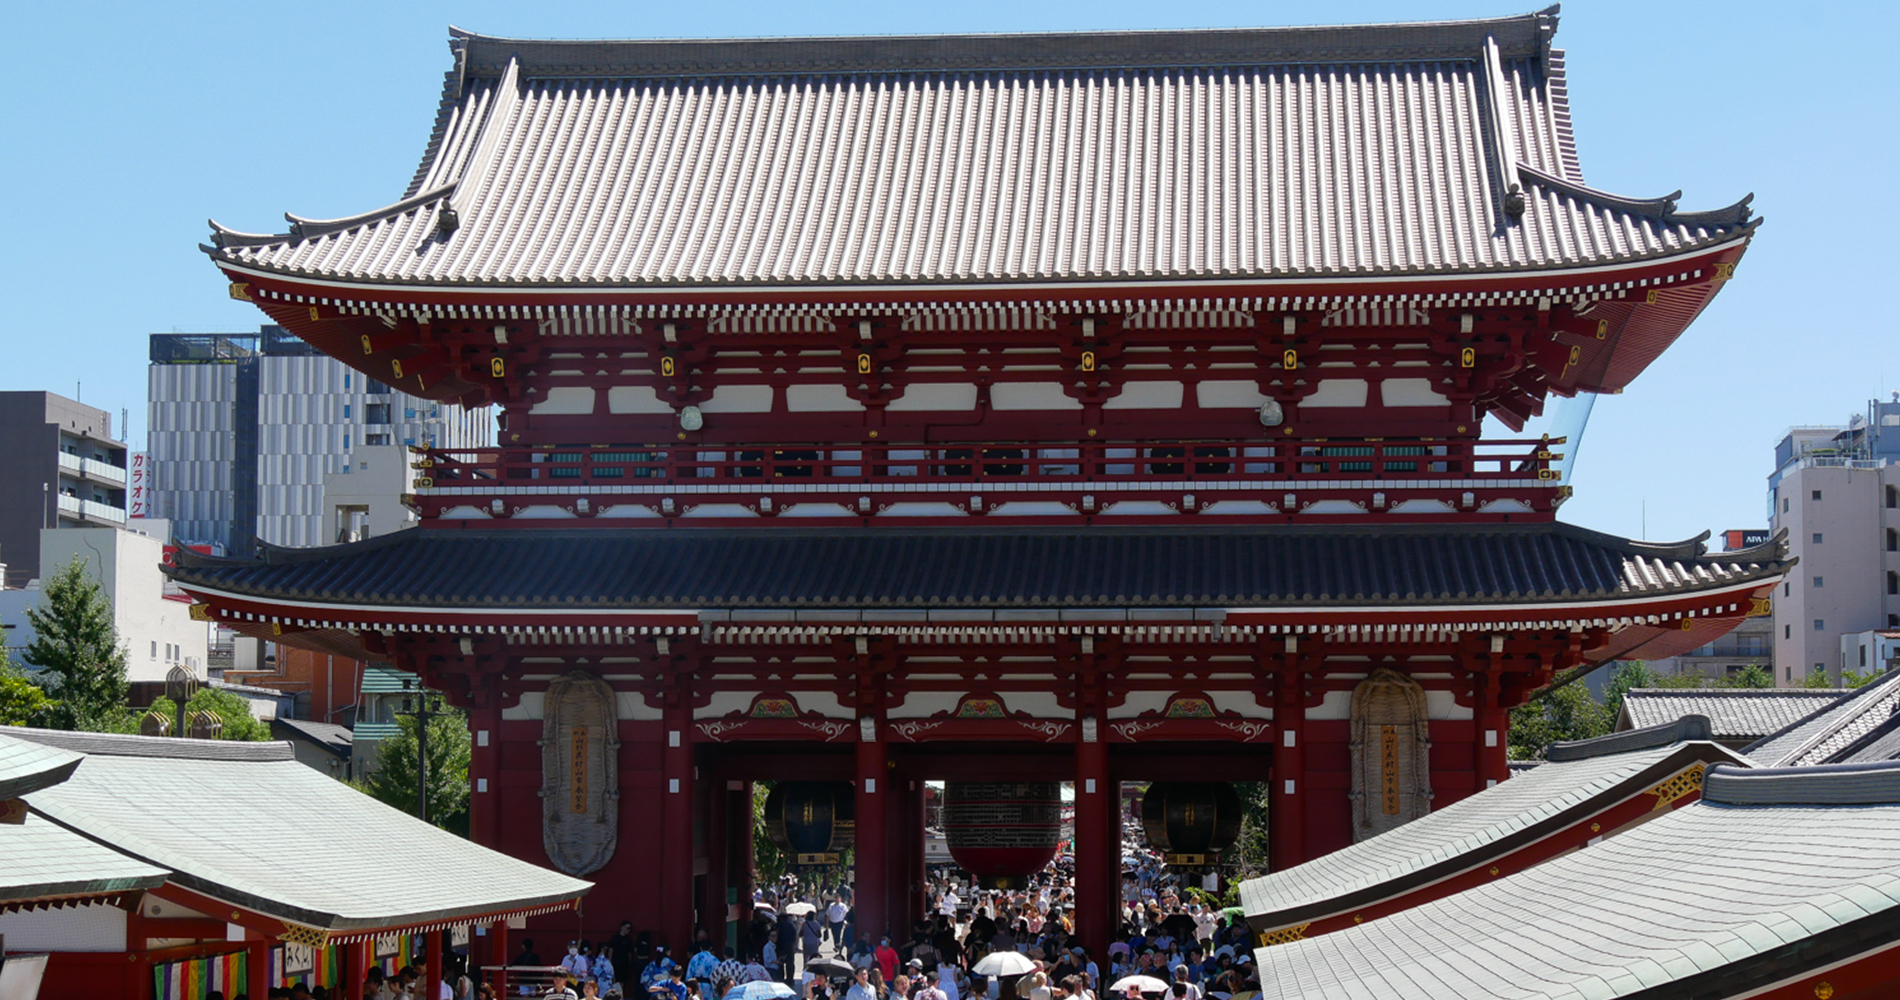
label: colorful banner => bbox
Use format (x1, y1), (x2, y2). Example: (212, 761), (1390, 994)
(153, 951), (248, 1000)
(279, 942), (344, 990)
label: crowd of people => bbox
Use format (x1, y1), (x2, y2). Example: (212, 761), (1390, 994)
(503, 854), (1258, 1000)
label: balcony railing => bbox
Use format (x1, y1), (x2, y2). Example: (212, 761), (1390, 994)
(56, 494), (127, 525)
(409, 436), (1566, 523)
(59, 453), (129, 486)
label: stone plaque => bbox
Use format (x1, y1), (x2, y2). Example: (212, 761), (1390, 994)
(542, 670), (619, 875)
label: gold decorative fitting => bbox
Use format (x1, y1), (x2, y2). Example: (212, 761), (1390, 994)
(490, 357), (506, 378)
(308, 306), (322, 322)
(227, 282), (252, 301)
(868, 430), (879, 439)
(1352, 914), (1363, 924)
(1256, 924), (1310, 948)
(279, 923), (331, 948)
(188, 604), (213, 622)
(1648, 764), (1705, 811)
(661, 356), (677, 377)
(1460, 346), (1476, 368)
(1813, 982), (1833, 999)
(1645, 289), (1660, 304)
(856, 353), (873, 375)
(1282, 349), (1298, 369)
(1595, 319), (1609, 339)
(1714, 262), (1737, 281)
(1590, 823), (1601, 833)
(1488, 866), (1500, 876)
(1080, 350), (1096, 372)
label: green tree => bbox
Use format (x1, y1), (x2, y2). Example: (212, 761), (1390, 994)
(1843, 668), (1884, 689)
(752, 780), (787, 881)
(23, 559), (129, 732)
(1799, 666), (1835, 688)
(147, 687), (271, 741)
(0, 661), (52, 726)
(1507, 681), (1611, 760)
(360, 709), (471, 835)
(1718, 664), (1775, 689)
(1230, 781), (1271, 878)
(1600, 661), (1657, 724)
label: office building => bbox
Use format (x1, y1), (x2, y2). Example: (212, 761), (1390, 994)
(1768, 396), (1900, 685)
(146, 326), (491, 553)
(0, 392), (129, 589)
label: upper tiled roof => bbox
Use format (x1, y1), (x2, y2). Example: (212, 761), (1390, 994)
(6, 725), (590, 933)
(167, 522), (1786, 611)
(1255, 760), (1900, 1000)
(0, 729), (81, 800)
(1240, 718), (1737, 928)
(1744, 669), (1900, 767)
(1620, 687), (1844, 743)
(206, 9), (1755, 290)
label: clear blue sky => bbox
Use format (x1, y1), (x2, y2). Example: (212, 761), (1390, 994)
(2, 1), (1891, 544)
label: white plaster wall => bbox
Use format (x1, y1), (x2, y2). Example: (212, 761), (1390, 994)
(1207, 691), (1273, 719)
(788, 690), (851, 718)
(699, 385), (775, 413)
(1308, 690), (1355, 721)
(530, 387), (595, 414)
(0, 900), (127, 951)
(785, 385), (865, 412)
(1426, 690), (1470, 720)
(888, 691), (964, 720)
(1194, 381), (1269, 409)
(608, 386), (674, 414)
(1302, 379), (1370, 408)
(1104, 382), (1184, 410)
(1107, 691), (1171, 719)
(1380, 378), (1450, 407)
(999, 691), (1071, 718)
(696, 691), (757, 719)
(991, 383), (1081, 410)
(887, 384), (978, 411)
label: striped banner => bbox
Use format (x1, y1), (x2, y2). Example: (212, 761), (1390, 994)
(153, 951), (248, 1000)
(279, 943), (345, 990)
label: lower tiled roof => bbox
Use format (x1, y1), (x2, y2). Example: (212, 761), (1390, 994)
(167, 523), (1785, 610)
(1257, 761), (1900, 1000)
(1620, 688), (1843, 742)
(1241, 720), (1739, 928)
(0, 811), (168, 905)
(0, 730), (81, 800)
(6, 725), (590, 932)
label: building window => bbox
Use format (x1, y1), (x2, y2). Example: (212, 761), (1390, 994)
(1890, 485), (1899, 508)
(1786, 624), (1793, 639)
(366, 432), (391, 446)
(343, 434), (350, 450)
(1891, 614), (1899, 627)
(1815, 619), (1826, 631)
(1783, 497), (1790, 513)
(343, 373), (352, 389)
(1862, 646), (1869, 667)
(1892, 528), (1900, 552)
(1786, 666), (1793, 681)
(343, 404), (351, 418)
(1814, 576), (1825, 588)
(1812, 489), (1823, 501)
(1816, 662), (1826, 675)
(1784, 581), (1791, 597)
(150, 640), (157, 658)
(1889, 571), (1898, 595)
(1813, 532), (1824, 544)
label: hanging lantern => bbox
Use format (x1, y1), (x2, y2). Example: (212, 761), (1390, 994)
(764, 781), (855, 867)
(1139, 782), (1243, 873)
(943, 782), (1062, 889)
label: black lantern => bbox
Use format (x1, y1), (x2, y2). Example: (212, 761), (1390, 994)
(1139, 782), (1244, 873)
(763, 781), (855, 867)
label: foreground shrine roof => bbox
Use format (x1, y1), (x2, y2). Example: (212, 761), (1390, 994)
(1241, 716), (1740, 933)
(1255, 759), (1900, 1000)
(168, 522), (1785, 613)
(4, 725), (590, 935)
(1620, 687), (1846, 745)
(0, 731), (167, 907)
(206, 7), (1754, 292)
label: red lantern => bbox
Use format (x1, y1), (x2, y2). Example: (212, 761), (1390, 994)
(943, 782), (1062, 889)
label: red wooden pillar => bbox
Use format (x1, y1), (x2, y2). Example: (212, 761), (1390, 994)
(854, 721), (888, 943)
(248, 939), (271, 1000)
(736, 779), (756, 956)
(490, 921), (510, 994)
(469, 697), (503, 848)
(425, 930), (444, 1000)
(1072, 720), (1111, 959)
(1475, 643), (1509, 789)
(910, 776), (927, 932)
(704, 766), (731, 952)
(1270, 641), (1307, 870)
(663, 696), (696, 951)
(345, 941), (371, 1000)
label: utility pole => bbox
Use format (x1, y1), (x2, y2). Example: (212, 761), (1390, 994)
(397, 677), (444, 823)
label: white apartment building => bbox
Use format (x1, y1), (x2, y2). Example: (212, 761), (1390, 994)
(1768, 396), (1900, 686)
(147, 327), (491, 553)
(0, 522), (209, 685)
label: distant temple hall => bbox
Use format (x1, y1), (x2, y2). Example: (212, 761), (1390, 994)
(174, 4), (1784, 964)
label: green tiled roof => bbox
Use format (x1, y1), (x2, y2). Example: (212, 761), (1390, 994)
(353, 721), (401, 741)
(360, 666), (417, 694)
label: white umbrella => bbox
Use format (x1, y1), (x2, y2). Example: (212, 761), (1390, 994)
(1109, 977), (1169, 996)
(970, 952), (1037, 977)
(783, 901), (817, 916)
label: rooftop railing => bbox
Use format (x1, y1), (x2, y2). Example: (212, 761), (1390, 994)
(408, 436), (1566, 524)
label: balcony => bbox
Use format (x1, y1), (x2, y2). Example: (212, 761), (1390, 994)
(56, 494), (127, 525)
(408, 436), (1566, 524)
(58, 453), (129, 486)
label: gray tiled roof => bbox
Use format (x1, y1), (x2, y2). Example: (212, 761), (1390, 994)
(1240, 719), (1740, 928)
(168, 523), (1787, 611)
(0, 811), (168, 904)
(272, 717), (354, 757)
(1256, 761), (1900, 1000)
(1620, 688), (1843, 742)
(0, 729), (82, 800)
(1744, 669), (1900, 767)
(206, 10), (1754, 289)
(5, 725), (590, 932)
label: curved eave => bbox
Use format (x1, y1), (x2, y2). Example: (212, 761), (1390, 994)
(207, 232), (1755, 307)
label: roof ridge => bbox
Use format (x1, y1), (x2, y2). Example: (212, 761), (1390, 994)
(1545, 714), (1714, 762)
(448, 9), (1561, 79)
(0, 725), (295, 763)
(1704, 759), (1900, 806)
(1518, 162), (1757, 229)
